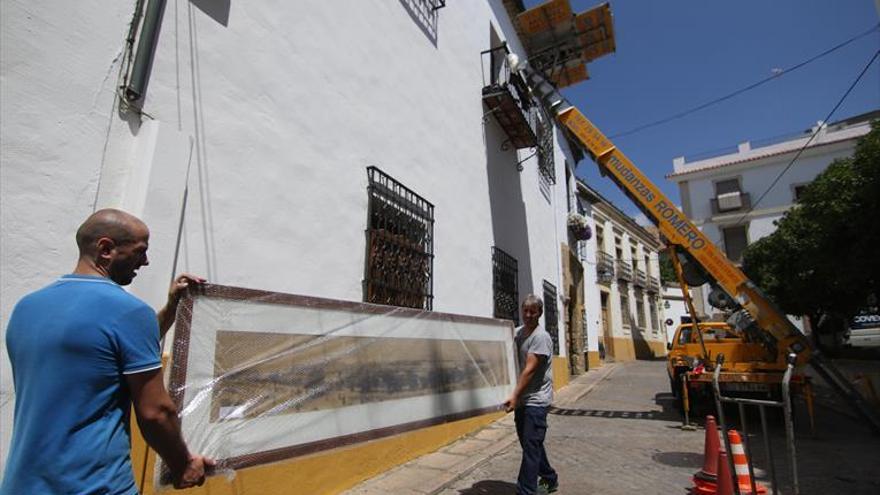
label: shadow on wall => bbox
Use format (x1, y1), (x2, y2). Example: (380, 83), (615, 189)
(399, 0), (439, 46)
(484, 110), (534, 302)
(191, 0), (231, 26)
(631, 326), (655, 360)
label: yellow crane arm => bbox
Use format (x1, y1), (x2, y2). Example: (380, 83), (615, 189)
(556, 107), (804, 355)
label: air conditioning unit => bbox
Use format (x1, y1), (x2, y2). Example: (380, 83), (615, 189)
(716, 191), (743, 211)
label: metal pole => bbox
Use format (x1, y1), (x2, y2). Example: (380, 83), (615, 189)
(739, 403), (758, 495)
(782, 353), (799, 495)
(682, 374), (691, 429)
(126, 0), (167, 102)
(712, 354), (740, 495)
(758, 405), (778, 495)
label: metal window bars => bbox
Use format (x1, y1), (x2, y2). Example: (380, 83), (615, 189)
(536, 113), (556, 184)
(543, 280), (560, 355)
(365, 166), (435, 310)
(481, 43), (537, 150)
(492, 247), (520, 325)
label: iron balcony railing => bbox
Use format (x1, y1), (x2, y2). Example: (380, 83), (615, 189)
(596, 251), (614, 285)
(634, 268), (647, 288)
(647, 276), (660, 293)
(481, 43), (537, 150)
(616, 260), (632, 282)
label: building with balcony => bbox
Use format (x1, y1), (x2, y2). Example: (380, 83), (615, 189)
(0, 0), (619, 491)
(577, 182), (665, 362)
(668, 110), (878, 317)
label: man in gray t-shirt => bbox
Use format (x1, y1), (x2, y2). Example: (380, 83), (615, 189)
(503, 295), (558, 495)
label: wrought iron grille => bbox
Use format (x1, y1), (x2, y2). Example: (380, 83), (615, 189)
(536, 114), (556, 185)
(542, 280), (559, 355)
(492, 247), (519, 325)
(364, 166), (434, 310)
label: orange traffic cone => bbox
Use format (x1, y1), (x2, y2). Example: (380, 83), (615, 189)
(728, 430), (768, 495)
(691, 416), (721, 495)
(716, 451), (735, 495)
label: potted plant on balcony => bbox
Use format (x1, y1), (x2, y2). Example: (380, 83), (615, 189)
(567, 212), (592, 241)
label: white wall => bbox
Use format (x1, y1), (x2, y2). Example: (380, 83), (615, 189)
(671, 122), (868, 316)
(1, 0), (571, 469)
(662, 285), (690, 345)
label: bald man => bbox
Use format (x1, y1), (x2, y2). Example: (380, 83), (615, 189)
(2, 209), (212, 494)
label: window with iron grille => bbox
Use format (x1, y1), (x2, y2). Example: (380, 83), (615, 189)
(649, 297), (659, 332)
(493, 247), (519, 325)
(364, 166), (434, 310)
(635, 288), (646, 328)
(536, 114), (555, 185)
(542, 280), (559, 354)
(619, 282), (631, 328)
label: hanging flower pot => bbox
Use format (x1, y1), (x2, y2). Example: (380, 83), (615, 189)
(567, 212), (592, 241)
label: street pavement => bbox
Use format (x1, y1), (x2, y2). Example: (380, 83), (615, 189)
(346, 359), (880, 495)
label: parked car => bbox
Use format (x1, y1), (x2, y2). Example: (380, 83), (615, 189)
(846, 310), (880, 348)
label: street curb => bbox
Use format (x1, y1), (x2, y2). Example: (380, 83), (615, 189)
(344, 363), (622, 495)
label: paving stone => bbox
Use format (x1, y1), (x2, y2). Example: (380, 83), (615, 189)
(348, 360), (880, 495)
(442, 438), (493, 455)
(414, 452), (467, 470)
(473, 425), (515, 443)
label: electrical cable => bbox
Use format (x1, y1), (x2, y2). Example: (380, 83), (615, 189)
(727, 48), (880, 230)
(607, 24), (880, 139)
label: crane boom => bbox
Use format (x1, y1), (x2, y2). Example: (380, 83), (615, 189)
(508, 54), (880, 432)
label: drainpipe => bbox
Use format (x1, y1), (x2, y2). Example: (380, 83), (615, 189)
(125, 0), (167, 102)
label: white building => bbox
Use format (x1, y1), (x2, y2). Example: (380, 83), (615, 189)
(1, 0), (616, 490)
(667, 110), (878, 317)
(577, 182), (666, 361)
(661, 285), (692, 346)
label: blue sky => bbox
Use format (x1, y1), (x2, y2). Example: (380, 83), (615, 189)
(523, 0), (880, 221)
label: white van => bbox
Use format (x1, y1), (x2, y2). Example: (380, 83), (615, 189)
(846, 311), (880, 348)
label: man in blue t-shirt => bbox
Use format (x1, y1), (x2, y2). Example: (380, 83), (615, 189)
(504, 295), (559, 495)
(3, 209), (213, 494)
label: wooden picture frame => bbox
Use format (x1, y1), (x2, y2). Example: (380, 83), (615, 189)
(160, 284), (516, 481)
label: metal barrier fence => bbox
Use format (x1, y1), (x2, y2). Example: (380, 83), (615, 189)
(712, 353), (799, 495)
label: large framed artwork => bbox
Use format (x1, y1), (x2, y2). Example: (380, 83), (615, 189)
(158, 284), (517, 483)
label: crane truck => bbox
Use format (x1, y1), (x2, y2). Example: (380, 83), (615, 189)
(506, 53), (880, 432)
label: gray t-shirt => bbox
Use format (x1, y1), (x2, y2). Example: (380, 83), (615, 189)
(515, 324), (554, 407)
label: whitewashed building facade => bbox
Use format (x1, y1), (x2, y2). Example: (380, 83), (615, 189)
(0, 1), (599, 490)
(667, 110), (878, 318)
(577, 182), (666, 361)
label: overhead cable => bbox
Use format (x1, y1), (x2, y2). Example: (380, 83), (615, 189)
(607, 24), (880, 139)
(729, 48), (880, 229)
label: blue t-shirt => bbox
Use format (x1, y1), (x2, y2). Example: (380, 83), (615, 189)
(2, 275), (161, 495)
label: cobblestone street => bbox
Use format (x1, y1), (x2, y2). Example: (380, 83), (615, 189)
(436, 360), (880, 495)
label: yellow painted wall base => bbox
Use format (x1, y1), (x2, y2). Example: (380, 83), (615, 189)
(608, 337), (666, 361)
(133, 410), (505, 494)
(552, 356), (570, 390)
(586, 351), (601, 370)
(647, 340), (668, 357)
(610, 337), (636, 361)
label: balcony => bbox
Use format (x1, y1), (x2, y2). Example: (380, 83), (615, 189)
(711, 192), (752, 215)
(596, 251), (614, 285)
(634, 268), (647, 288)
(647, 276), (660, 293)
(616, 260), (632, 282)
(481, 44), (537, 150)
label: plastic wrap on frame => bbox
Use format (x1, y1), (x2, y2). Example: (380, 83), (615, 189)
(155, 284), (517, 488)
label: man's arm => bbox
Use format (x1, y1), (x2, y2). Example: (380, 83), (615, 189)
(126, 369), (213, 488)
(156, 273), (206, 338)
(504, 352), (548, 412)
